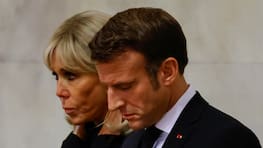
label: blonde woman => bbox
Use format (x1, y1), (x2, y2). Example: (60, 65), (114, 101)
(44, 10), (129, 148)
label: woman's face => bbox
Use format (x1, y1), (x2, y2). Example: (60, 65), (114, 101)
(50, 50), (107, 125)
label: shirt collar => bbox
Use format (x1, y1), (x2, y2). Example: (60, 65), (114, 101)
(155, 85), (196, 133)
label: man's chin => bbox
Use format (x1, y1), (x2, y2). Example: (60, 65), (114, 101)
(128, 121), (145, 130)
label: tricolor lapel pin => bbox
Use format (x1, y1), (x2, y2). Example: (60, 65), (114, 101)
(176, 133), (183, 139)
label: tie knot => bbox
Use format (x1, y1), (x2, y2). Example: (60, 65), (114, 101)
(146, 126), (162, 138)
(140, 126), (162, 148)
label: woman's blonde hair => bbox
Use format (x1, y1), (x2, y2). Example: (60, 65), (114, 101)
(44, 10), (110, 73)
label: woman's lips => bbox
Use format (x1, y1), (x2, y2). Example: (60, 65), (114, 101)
(63, 108), (75, 114)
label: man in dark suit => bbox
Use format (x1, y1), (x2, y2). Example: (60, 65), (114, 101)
(89, 7), (261, 148)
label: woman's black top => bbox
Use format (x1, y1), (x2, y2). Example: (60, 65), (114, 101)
(61, 122), (125, 148)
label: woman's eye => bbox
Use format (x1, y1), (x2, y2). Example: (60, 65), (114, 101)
(52, 72), (58, 80)
(64, 71), (76, 80)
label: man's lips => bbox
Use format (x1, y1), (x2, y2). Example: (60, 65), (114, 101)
(122, 113), (136, 120)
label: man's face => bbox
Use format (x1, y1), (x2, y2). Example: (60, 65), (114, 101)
(96, 49), (170, 130)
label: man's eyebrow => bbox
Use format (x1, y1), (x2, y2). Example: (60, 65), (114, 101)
(112, 80), (135, 88)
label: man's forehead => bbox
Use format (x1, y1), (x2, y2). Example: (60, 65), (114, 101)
(96, 62), (130, 84)
(95, 49), (145, 82)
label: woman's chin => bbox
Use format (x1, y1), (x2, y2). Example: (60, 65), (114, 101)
(65, 115), (84, 125)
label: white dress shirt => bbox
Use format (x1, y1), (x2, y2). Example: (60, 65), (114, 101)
(153, 85), (196, 148)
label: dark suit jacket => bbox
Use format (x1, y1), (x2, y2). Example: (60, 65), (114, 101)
(122, 92), (261, 148)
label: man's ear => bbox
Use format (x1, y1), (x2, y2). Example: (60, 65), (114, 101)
(159, 57), (178, 85)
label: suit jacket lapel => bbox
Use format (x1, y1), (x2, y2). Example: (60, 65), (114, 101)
(121, 129), (144, 148)
(162, 92), (208, 148)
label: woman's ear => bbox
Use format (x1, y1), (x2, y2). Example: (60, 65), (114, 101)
(159, 57), (178, 85)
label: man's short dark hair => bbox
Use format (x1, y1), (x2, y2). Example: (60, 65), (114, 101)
(89, 7), (188, 88)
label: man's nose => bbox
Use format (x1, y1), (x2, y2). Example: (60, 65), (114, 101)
(107, 87), (124, 111)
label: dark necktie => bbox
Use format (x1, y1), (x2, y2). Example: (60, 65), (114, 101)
(140, 126), (162, 148)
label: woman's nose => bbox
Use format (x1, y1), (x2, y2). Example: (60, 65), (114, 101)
(56, 80), (69, 101)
